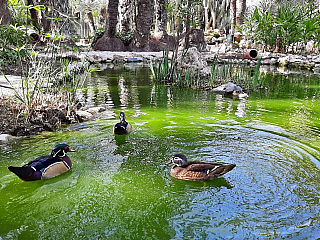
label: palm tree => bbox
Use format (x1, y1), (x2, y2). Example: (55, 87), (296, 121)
(132, 0), (154, 51)
(237, 0), (246, 25)
(118, 0), (132, 34)
(93, 0), (125, 51)
(0, 0), (11, 25)
(154, 0), (167, 35)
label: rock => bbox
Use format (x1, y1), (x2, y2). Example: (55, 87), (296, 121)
(0, 134), (13, 142)
(178, 47), (207, 69)
(212, 82), (242, 94)
(306, 41), (315, 52)
(76, 110), (93, 122)
(86, 107), (106, 114)
(313, 57), (320, 64)
(270, 58), (277, 65)
(113, 55), (125, 63)
(262, 59), (271, 65)
(313, 64), (320, 73)
(278, 56), (290, 67)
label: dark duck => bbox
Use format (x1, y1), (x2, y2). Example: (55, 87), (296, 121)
(8, 144), (75, 181)
(166, 154), (236, 181)
(113, 112), (132, 135)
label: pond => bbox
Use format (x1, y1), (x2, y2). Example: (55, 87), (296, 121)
(1, 66), (320, 239)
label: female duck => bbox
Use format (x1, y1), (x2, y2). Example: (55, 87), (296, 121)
(113, 112), (132, 135)
(166, 154), (236, 181)
(8, 144), (75, 181)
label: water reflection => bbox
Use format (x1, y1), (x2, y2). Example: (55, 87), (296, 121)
(2, 66), (320, 239)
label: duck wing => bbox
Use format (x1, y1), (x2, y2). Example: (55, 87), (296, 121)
(186, 161), (223, 172)
(24, 155), (49, 166)
(26, 156), (63, 172)
(8, 165), (37, 181)
(113, 122), (127, 135)
(184, 162), (236, 180)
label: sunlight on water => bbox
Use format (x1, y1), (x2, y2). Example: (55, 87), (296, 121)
(1, 67), (320, 239)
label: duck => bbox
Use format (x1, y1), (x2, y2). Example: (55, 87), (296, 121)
(113, 112), (132, 135)
(8, 144), (75, 181)
(166, 154), (236, 181)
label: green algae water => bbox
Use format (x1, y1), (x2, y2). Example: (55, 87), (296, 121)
(1, 66), (320, 239)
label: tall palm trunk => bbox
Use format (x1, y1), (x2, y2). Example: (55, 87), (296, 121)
(133, 0), (154, 51)
(93, 0), (125, 51)
(26, 0), (39, 30)
(105, 0), (119, 38)
(118, 0), (132, 34)
(154, 0), (167, 34)
(231, 0), (236, 35)
(87, 9), (96, 36)
(0, 0), (11, 25)
(236, 0), (246, 25)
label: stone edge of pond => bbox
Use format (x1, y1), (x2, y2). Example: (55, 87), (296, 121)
(205, 51), (320, 73)
(55, 50), (320, 74)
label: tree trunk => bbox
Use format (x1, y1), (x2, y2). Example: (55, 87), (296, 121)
(0, 0), (11, 25)
(231, 0), (236, 35)
(87, 9), (96, 35)
(211, 0), (216, 30)
(184, 8), (190, 49)
(133, 0), (154, 51)
(236, 0), (246, 25)
(118, 0), (132, 34)
(154, 0), (167, 34)
(105, 0), (119, 37)
(40, 5), (50, 33)
(26, 0), (39, 30)
(99, 6), (106, 28)
(92, 0), (125, 51)
(203, 0), (209, 31)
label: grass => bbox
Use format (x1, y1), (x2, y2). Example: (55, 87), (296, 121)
(0, 32), (96, 134)
(150, 49), (265, 91)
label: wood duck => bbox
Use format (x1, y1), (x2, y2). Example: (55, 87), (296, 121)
(166, 154), (236, 181)
(113, 112), (132, 135)
(8, 144), (75, 181)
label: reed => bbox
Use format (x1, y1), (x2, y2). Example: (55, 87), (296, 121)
(151, 49), (265, 91)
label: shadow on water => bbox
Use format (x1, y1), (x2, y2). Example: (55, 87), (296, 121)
(169, 176), (234, 190)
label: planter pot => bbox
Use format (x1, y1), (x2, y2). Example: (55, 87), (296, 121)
(244, 49), (258, 60)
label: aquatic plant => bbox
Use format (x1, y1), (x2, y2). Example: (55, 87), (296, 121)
(151, 49), (265, 91)
(240, 0), (320, 53)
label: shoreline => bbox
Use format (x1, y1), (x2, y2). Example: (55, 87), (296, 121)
(1, 49), (320, 139)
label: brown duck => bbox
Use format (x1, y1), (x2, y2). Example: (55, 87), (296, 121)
(166, 154), (236, 181)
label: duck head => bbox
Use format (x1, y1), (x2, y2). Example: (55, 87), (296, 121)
(119, 112), (126, 122)
(166, 154), (188, 167)
(51, 144), (75, 158)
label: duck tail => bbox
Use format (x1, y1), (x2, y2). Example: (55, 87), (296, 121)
(220, 164), (236, 175)
(8, 166), (36, 181)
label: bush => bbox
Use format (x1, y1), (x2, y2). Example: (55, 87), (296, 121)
(0, 25), (30, 66)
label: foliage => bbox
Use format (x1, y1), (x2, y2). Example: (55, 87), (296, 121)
(116, 31), (134, 46)
(240, 0), (320, 53)
(8, 0), (28, 26)
(0, 25), (30, 66)
(151, 50), (265, 91)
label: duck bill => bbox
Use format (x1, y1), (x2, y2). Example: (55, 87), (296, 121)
(69, 148), (76, 152)
(166, 160), (172, 165)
